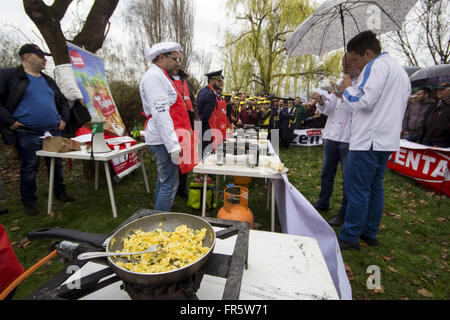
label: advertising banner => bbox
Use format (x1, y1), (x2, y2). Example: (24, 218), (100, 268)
(387, 140), (449, 196)
(66, 42), (140, 177)
(291, 129), (323, 146)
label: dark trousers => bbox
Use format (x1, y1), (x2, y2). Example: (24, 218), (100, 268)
(15, 128), (66, 206)
(317, 139), (349, 217)
(339, 149), (392, 243)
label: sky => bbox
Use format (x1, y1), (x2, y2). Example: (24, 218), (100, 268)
(0, 0), (234, 72)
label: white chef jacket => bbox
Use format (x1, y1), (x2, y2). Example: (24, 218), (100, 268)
(139, 64), (180, 154)
(340, 52), (411, 152)
(315, 79), (356, 143)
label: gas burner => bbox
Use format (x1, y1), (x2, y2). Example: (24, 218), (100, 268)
(27, 209), (249, 300)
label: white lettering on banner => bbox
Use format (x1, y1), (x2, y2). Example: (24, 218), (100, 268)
(292, 129), (323, 146)
(431, 160), (447, 178)
(422, 155), (436, 175)
(392, 149), (448, 179)
(406, 150), (421, 171)
(395, 148), (407, 166)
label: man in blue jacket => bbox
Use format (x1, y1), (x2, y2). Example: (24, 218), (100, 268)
(0, 44), (75, 216)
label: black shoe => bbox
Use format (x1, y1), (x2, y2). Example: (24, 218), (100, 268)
(24, 204), (39, 216)
(338, 237), (360, 251)
(313, 203), (329, 211)
(55, 193), (76, 202)
(360, 234), (379, 246)
(0, 207), (8, 216)
(328, 215), (344, 227)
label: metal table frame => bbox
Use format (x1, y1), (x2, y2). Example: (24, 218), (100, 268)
(36, 143), (150, 218)
(193, 155), (283, 232)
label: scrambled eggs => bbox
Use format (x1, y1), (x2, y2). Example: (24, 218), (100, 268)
(114, 225), (209, 273)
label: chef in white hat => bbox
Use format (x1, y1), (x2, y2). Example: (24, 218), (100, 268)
(139, 42), (197, 212)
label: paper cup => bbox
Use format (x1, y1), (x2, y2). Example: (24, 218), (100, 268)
(114, 145), (120, 151)
(125, 143), (131, 149)
(80, 145), (87, 152)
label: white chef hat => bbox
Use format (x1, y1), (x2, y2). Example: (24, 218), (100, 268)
(145, 42), (183, 61)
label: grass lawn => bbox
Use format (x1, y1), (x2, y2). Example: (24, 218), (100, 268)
(0, 142), (449, 300)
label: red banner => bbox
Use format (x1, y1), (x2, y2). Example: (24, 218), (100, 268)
(387, 147), (450, 197)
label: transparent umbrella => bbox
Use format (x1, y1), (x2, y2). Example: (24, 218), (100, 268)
(284, 0), (419, 57)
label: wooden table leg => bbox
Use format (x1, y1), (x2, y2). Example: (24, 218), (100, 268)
(202, 174), (207, 217)
(104, 161), (117, 218)
(47, 158), (55, 215)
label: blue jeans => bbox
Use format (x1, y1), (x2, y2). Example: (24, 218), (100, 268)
(148, 144), (179, 212)
(15, 128), (66, 206)
(317, 139), (349, 217)
(339, 149), (392, 244)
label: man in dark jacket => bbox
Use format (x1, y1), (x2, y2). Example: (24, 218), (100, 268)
(422, 83), (450, 148)
(279, 98), (297, 148)
(0, 44), (75, 216)
(402, 87), (434, 142)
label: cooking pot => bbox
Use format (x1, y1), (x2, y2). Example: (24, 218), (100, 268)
(28, 213), (216, 288)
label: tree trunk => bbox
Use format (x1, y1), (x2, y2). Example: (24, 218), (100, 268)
(23, 0), (119, 66)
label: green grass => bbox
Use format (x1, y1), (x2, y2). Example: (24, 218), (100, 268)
(0, 144), (449, 300)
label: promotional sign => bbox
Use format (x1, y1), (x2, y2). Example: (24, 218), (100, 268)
(291, 129), (323, 146)
(387, 140), (449, 196)
(66, 42), (140, 177)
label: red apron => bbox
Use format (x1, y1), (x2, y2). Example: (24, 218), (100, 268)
(0, 224), (24, 294)
(207, 85), (228, 150)
(173, 79), (193, 112)
(144, 69), (199, 174)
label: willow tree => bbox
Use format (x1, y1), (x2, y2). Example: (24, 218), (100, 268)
(23, 0), (119, 65)
(222, 0), (343, 97)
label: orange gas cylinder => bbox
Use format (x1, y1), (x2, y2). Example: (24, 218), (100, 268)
(232, 176), (252, 186)
(217, 186), (254, 229)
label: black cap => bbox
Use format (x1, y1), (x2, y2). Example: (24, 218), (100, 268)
(19, 44), (51, 58)
(205, 70), (224, 80)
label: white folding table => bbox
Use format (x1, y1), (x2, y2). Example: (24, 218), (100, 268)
(193, 154), (284, 232)
(36, 143), (150, 218)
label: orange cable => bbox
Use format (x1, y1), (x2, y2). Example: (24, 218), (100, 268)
(0, 249), (58, 300)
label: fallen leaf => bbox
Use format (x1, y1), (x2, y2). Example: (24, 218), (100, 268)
(345, 263), (355, 280)
(9, 226), (20, 231)
(418, 219), (425, 224)
(379, 224), (386, 231)
(417, 288), (433, 298)
(383, 256), (394, 261)
(394, 214), (402, 220)
(388, 266), (398, 273)
(411, 280), (421, 286)
(384, 210), (396, 217)
(374, 285), (384, 293)
(405, 230), (411, 235)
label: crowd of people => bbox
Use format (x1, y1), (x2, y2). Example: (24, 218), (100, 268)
(402, 84), (450, 148)
(0, 30), (448, 256)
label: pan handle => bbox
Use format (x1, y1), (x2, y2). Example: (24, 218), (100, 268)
(27, 228), (108, 248)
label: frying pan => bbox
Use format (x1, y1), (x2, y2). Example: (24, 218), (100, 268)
(28, 213), (216, 288)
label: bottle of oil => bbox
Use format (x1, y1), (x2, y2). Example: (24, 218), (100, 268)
(131, 120), (140, 141)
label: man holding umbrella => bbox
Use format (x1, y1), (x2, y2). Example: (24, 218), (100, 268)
(337, 31), (411, 250)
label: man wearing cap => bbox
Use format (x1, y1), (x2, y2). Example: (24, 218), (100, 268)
(196, 70), (227, 154)
(402, 87), (434, 143)
(422, 83), (450, 148)
(140, 42), (197, 212)
(0, 44), (74, 216)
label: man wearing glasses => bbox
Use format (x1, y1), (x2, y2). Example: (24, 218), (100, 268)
(140, 42), (196, 212)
